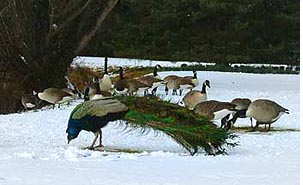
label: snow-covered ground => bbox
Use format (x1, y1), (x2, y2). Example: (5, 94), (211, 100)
(0, 69), (300, 185)
(73, 56), (213, 68)
(73, 56), (298, 70)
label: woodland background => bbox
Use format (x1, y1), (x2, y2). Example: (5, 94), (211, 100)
(0, 0), (299, 113)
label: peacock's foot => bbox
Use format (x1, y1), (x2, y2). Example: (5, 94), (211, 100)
(84, 146), (95, 150)
(95, 144), (104, 149)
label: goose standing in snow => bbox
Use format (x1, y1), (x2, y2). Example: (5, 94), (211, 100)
(163, 75), (182, 95)
(21, 91), (40, 110)
(136, 64), (165, 95)
(163, 71), (199, 96)
(194, 100), (236, 126)
(99, 56), (112, 92)
(223, 98), (252, 129)
(84, 77), (111, 101)
(37, 87), (76, 108)
(179, 70), (199, 95)
(180, 80), (210, 110)
(245, 99), (289, 131)
(114, 67), (149, 96)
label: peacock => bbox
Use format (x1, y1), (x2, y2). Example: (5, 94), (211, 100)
(66, 96), (236, 155)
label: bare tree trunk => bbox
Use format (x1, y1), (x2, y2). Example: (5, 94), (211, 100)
(0, 0), (118, 113)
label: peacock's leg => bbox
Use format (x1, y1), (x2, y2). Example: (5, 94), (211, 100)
(87, 132), (99, 150)
(96, 129), (104, 148)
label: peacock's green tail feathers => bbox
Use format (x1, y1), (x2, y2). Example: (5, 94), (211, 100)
(116, 96), (236, 155)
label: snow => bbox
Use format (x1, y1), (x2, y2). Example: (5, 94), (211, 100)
(73, 56), (215, 68)
(0, 63), (300, 185)
(73, 56), (298, 69)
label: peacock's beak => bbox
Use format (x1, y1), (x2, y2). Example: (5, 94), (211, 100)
(67, 136), (73, 144)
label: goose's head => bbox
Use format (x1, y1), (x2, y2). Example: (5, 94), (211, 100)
(204, 80), (210, 88)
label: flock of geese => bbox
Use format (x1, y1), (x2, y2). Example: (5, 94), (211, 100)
(21, 60), (289, 131)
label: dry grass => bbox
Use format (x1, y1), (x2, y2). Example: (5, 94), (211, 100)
(67, 66), (154, 91)
(230, 126), (299, 133)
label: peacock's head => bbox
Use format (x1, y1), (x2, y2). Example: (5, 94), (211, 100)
(67, 134), (76, 144)
(66, 128), (80, 144)
(66, 119), (81, 144)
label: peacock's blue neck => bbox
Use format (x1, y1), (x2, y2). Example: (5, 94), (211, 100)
(66, 119), (81, 138)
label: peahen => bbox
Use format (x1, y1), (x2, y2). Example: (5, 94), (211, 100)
(66, 96), (236, 155)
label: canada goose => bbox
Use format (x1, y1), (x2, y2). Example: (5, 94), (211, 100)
(61, 88), (77, 96)
(223, 98), (253, 129)
(113, 67), (130, 96)
(127, 79), (151, 96)
(99, 56), (112, 92)
(114, 67), (149, 96)
(83, 86), (111, 101)
(136, 64), (165, 95)
(60, 88), (79, 106)
(180, 80), (210, 110)
(163, 75), (182, 95)
(194, 100), (236, 126)
(21, 92), (40, 110)
(245, 99), (289, 131)
(179, 71), (199, 95)
(37, 87), (75, 108)
(163, 72), (198, 96)
(154, 64), (162, 76)
(84, 77), (111, 101)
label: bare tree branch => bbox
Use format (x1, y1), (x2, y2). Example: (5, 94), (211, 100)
(49, 0), (93, 37)
(76, 0), (119, 54)
(0, 0), (118, 113)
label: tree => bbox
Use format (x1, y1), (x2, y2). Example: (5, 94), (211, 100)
(89, 0), (299, 64)
(0, 0), (119, 113)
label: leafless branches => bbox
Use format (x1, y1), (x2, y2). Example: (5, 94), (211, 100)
(0, 0), (118, 113)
